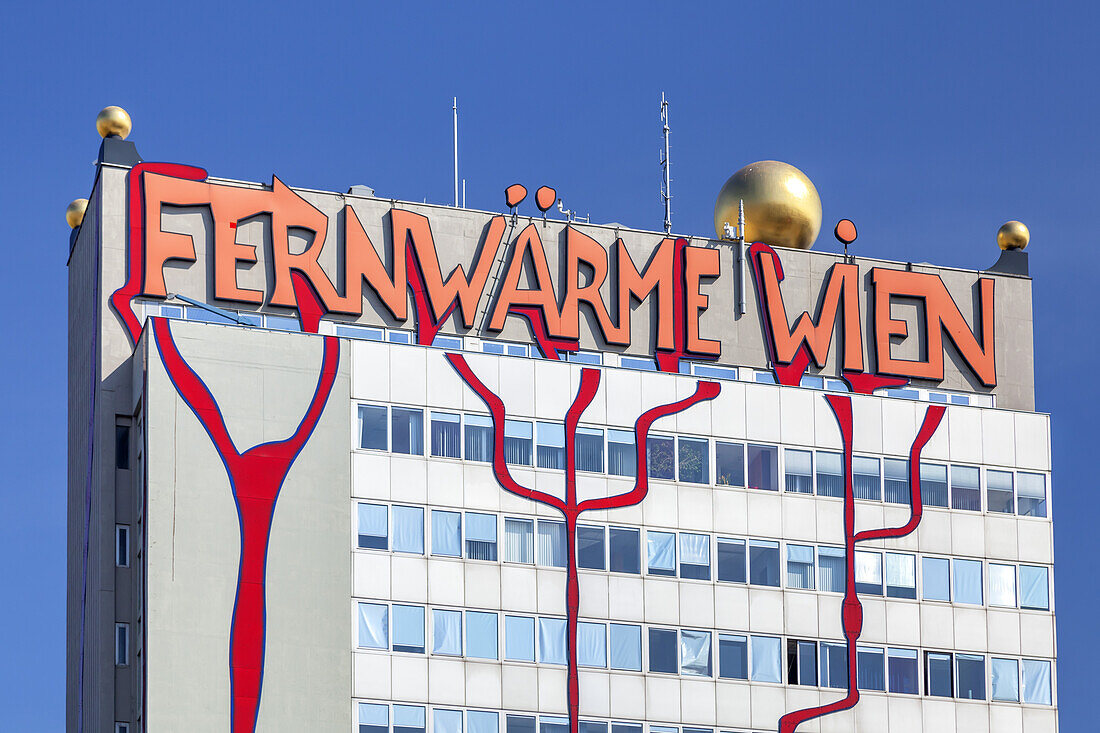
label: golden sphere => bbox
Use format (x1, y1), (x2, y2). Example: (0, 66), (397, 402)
(96, 106), (132, 139)
(66, 198), (88, 228)
(714, 160), (822, 249)
(997, 220), (1030, 250)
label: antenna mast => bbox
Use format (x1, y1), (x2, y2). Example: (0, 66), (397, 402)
(453, 97), (459, 207)
(660, 93), (672, 234)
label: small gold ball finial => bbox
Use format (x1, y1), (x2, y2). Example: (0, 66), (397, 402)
(66, 198), (89, 228)
(997, 220), (1030, 251)
(96, 106), (132, 139)
(714, 160), (822, 249)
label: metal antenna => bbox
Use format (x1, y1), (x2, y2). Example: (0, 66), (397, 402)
(453, 97), (459, 207)
(660, 92), (672, 234)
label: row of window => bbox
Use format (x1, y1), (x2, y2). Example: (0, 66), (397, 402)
(357, 503), (1052, 611)
(355, 602), (1053, 705)
(357, 703), (775, 733)
(356, 405), (1048, 518)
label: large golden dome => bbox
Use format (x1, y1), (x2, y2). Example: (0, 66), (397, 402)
(714, 160), (822, 249)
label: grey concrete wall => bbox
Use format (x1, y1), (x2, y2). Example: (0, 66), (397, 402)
(142, 322), (352, 732)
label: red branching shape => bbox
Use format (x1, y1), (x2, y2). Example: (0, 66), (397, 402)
(778, 396), (945, 733)
(446, 353), (719, 733)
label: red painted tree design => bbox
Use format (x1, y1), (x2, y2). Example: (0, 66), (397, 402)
(446, 353), (720, 733)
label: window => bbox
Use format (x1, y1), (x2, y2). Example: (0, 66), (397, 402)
(681, 630), (712, 676)
(116, 525), (130, 568)
(115, 424), (130, 469)
(986, 469), (1014, 514)
(648, 628), (678, 673)
(992, 657), (1020, 702)
(854, 550), (883, 595)
(536, 422), (565, 469)
(393, 506), (425, 554)
(579, 723), (607, 733)
(717, 538), (747, 584)
(884, 458), (909, 505)
(787, 639), (817, 685)
(754, 370), (777, 384)
(922, 557), (950, 602)
(750, 635), (782, 683)
(115, 623), (129, 665)
(953, 559), (983, 605)
(818, 546), (845, 593)
(576, 427), (605, 473)
(957, 654), (986, 700)
(786, 544), (815, 590)
(388, 331), (413, 344)
(857, 646), (885, 691)
(718, 634), (748, 680)
(504, 518), (534, 564)
(430, 412), (462, 458)
(853, 456), (881, 500)
(539, 617), (567, 665)
(392, 407), (424, 455)
(538, 520), (567, 568)
(885, 553), (916, 599)
(608, 429), (636, 477)
(358, 503), (388, 550)
(1020, 565), (1050, 610)
(359, 405), (388, 450)
(393, 605), (426, 653)
(989, 563), (1017, 607)
(920, 462), (948, 508)
(888, 648), (919, 694)
(1022, 659), (1052, 705)
(567, 350), (602, 365)
(816, 451), (843, 498)
(647, 531), (676, 576)
(749, 540), (780, 587)
(507, 716), (535, 733)
(646, 435), (675, 480)
(432, 335), (463, 349)
(609, 623), (641, 670)
(693, 363), (737, 380)
(951, 465), (981, 511)
(577, 622), (607, 668)
(679, 533), (710, 580)
(115, 724), (130, 733)
(468, 711), (499, 733)
(820, 642), (848, 689)
(747, 444), (778, 491)
(609, 527), (640, 574)
(540, 718), (568, 733)
(432, 510), (461, 557)
(434, 710), (463, 733)
(577, 525), (606, 570)
(926, 652), (953, 697)
(800, 375), (824, 389)
(464, 414), (493, 462)
(358, 602), (388, 649)
(394, 705), (425, 733)
(678, 437), (709, 484)
(1018, 472), (1047, 517)
(784, 449), (813, 493)
(620, 356), (656, 371)
(360, 703), (388, 733)
(465, 512), (497, 561)
(504, 420), (533, 466)
(466, 611), (498, 660)
(505, 615), (535, 661)
(715, 441), (745, 487)
(432, 609), (462, 655)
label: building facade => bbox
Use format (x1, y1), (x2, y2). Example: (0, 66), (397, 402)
(68, 132), (1056, 733)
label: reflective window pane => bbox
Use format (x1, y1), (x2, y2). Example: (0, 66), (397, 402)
(989, 563), (1017, 607)
(466, 611), (498, 660)
(680, 630), (712, 677)
(1018, 472), (1047, 517)
(857, 646), (886, 691)
(504, 615), (535, 661)
(504, 518), (534, 564)
(465, 512), (497, 561)
(920, 463), (948, 508)
(992, 658), (1020, 702)
(747, 444), (778, 491)
(853, 456), (881, 501)
(538, 617), (567, 665)
(430, 411), (461, 458)
(358, 503), (388, 550)
(717, 538), (747, 584)
(537, 521), (567, 568)
(922, 557), (951, 602)
(648, 628), (678, 673)
(609, 623), (641, 671)
(679, 532), (710, 580)
(987, 469), (1014, 514)
(784, 449), (813, 494)
(926, 652), (953, 697)
(884, 458), (910, 505)
(431, 510), (461, 557)
(393, 506), (424, 554)
(577, 525), (606, 570)
(432, 610), (462, 655)
(393, 604), (425, 653)
(536, 422), (565, 470)
(576, 427), (605, 473)
(886, 553), (916, 599)
(855, 550), (883, 595)
(888, 648), (919, 694)
(786, 544), (815, 590)
(609, 527), (640, 574)
(392, 407), (424, 455)
(718, 634), (748, 680)
(749, 540), (780, 587)
(647, 435), (675, 480)
(608, 429), (636, 477)
(715, 441), (745, 487)
(577, 622), (606, 668)
(359, 405), (388, 450)
(953, 559), (983, 605)
(816, 451), (843, 498)
(818, 546), (845, 593)
(647, 531), (676, 576)
(951, 465), (981, 511)
(1020, 565), (1050, 610)
(464, 414), (493, 462)
(957, 654), (986, 700)
(678, 437), (709, 484)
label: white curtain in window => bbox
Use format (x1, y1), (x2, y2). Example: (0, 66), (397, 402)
(393, 506), (424, 554)
(607, 429), (636, 477)
(537, 422), (565, 469)
(431, 412), (461, 458)
(504, 615), (535, 661)
(504, 420), (533, 465)
(360, 703), (389, 726)
(465, 611), (498, 660)
(989, 564), (1017, 607)
(992, 658), (1020, 702)
(393, 605), (425, 650)
(432, 511), (461, 557)
(886, 553), (916, 587)
(750, 635), (781, 682)
(395, 706), (426, 731)
(953, 559), (983, 604)
(1023, 660), (1052, 705)
(465, 513), (496, 542)
(359, 503), (387, 538)
(432, 610), (462, 655)
(855, 551), (882, 584)
(1020, 565), (1049, 609)
(577, 622), (606, 668)
(787, 544), (815, 589)
(537, 521), (566, 567)
(467, 711), (498, 733)
(575, 427), (605, 473)
(680, 630), (712, 676)
(464, 414), (493, 462)
(538, 617), (567, 665)
(818, 547), (845, 593)
(679, 533), (709, 565)
(504, 519), (533, 563)
(609, 624), (641, 670)
(434, 710), (463, 733)
(647, 531), (675, 571)
(358, 602), (388, 649)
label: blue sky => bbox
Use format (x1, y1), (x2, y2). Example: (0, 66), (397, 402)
(1, 1), (1096, 728)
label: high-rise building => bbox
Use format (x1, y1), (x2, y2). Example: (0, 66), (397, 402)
(68, 110), (1055, 733)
